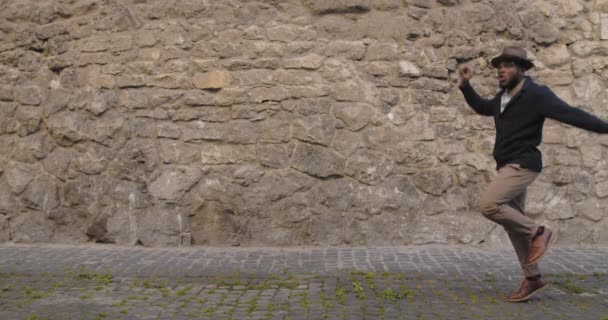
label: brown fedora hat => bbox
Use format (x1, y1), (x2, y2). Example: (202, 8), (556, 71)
(490, 46), (534, 70)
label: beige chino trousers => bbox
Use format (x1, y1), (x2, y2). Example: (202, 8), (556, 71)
(479, 163), (541, 277)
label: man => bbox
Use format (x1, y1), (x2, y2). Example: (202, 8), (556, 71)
(458, 46), (608, 302)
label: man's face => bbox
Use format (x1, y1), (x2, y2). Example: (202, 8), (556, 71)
(497, 60), (524, 89)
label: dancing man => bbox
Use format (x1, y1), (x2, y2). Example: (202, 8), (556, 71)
(458, 46), (608, 302)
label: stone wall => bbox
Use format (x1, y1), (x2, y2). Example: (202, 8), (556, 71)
(1, 0), (608, 247)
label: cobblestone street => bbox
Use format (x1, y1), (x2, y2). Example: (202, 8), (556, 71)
(1, 244), (608, 319)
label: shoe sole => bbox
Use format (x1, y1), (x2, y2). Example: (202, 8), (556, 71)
(524, 230), (556, 266)
(504, 283), (549, 303)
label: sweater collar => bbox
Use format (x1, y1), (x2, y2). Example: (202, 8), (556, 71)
(505, 77), (526, 97)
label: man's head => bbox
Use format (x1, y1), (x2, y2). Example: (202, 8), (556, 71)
(490, 46), (534, 90)
(497, 60), (526, 89)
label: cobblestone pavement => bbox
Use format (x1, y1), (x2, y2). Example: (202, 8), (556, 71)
(1, 244), (608, 320)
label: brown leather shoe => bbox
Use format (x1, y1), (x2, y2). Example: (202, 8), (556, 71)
(505, 277), (548, 302)
(525, 226), (554, 266)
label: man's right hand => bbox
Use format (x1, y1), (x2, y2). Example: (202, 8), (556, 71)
(459, 65), (473, 83)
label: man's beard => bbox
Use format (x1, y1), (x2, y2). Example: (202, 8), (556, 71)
(500, 74), (524, 90)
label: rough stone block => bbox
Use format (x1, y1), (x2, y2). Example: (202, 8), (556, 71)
(15, 86), (42, 106)
(290, 142), (345, 178)
(374, 0), (401, 11)
(193, 71), (231, 89)
(602, 13), (608, 40)
(0, 86), (13, 101)
(148, 167), (202, 202)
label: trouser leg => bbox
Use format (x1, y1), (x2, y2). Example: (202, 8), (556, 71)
(506, 191), (540, 277)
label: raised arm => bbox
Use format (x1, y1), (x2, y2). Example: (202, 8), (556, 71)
(458, 66), (495, 117)
(536, 87), (608, 134)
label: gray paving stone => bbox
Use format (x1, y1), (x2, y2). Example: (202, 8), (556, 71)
(1, 244), (608, 319)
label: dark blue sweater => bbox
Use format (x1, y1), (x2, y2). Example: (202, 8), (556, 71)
(460, 76), (608, 172)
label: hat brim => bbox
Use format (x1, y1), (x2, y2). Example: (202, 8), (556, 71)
(490, 55), (534, 70)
